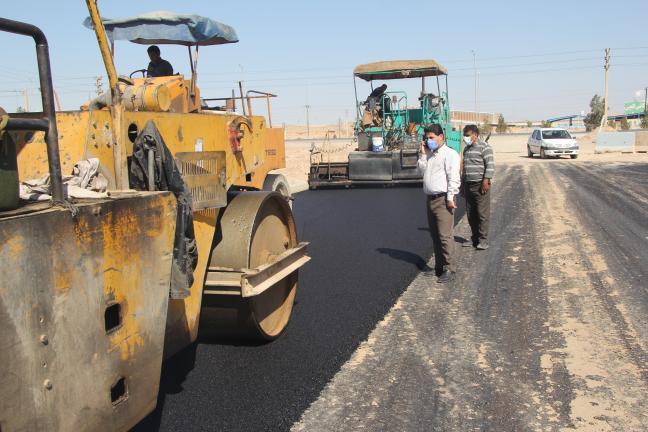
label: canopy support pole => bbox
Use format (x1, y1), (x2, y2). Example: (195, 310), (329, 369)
(188, 46), (194, 97)
(188, 46), (198, 100)
(353, 76), (360, 125)
(85, 0), (119, 98)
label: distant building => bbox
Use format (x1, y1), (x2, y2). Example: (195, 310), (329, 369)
(607, 101), (648, 129)
(607, 112), (645, 129)
(450, 111), (500, 128)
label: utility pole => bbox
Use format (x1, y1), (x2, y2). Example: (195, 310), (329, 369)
(471, 50), (477, 122)
(304, 104), (311, 137)
(345, 109), (350, 137)
(599, 48), (611, 130)
(95, 76), (103, 96)
(23, 88), (30, 112)
(477, 72), (480, 123)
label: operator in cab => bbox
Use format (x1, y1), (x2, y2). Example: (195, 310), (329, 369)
(365, 83), (387, 105)
(146, 45), (173, 77)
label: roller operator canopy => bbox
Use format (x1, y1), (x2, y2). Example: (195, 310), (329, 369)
(353, 60), (448, 81)
(83, 11), (239, 46)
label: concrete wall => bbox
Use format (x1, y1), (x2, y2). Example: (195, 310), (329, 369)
(635, 130), (648, 152)
(596, 131), (635, 152)
(451, 111), (499, 125)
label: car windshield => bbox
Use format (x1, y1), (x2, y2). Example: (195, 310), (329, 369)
(542, 130), (571, 139)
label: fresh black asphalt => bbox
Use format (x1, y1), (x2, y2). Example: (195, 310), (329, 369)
(135, 186), (465, 431)
(134, 161), (648, 431)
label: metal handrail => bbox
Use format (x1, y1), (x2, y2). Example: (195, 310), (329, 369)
(0, 17), (64, 203)
(245, 90), (276, 127)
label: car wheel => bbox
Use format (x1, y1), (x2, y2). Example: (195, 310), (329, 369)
(570, 154), (578, 159)
(527, 146), (533, 158)
(540, 148), (546, 159)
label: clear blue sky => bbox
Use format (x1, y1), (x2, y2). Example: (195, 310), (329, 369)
(1, 0), (647, 124)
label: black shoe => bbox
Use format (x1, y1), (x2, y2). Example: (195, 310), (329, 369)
(437, 270), (456, 283)
(421, 265), (441, 277)
(476, 240), (489, 250)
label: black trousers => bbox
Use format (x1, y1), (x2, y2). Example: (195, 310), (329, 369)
(465, 181), (490, 244)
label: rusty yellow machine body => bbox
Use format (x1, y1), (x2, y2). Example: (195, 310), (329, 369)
(0, 2), (306, 431)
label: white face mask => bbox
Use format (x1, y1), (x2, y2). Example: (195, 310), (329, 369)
(463, 135), (473, 145)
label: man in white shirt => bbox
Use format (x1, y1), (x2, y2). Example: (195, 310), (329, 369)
(417, 124), (461, 283)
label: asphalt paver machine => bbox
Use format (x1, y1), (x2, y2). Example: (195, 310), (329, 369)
(0, 2), (308, 430)
(308, 59), (460, 188)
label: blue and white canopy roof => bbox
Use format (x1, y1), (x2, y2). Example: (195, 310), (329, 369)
(83, 11), (238, 46)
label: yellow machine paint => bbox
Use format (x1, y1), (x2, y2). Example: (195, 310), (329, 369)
(0, 1), (307, 430)
(13, 2), (295, 356)
(15, 94), (291, 357)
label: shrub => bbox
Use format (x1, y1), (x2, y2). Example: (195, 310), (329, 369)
(620, 117), (630, 130)
(496, 114), (507, 133)
(584, 95), (605, 131)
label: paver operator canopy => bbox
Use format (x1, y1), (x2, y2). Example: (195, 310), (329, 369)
(353, 59), (448, 81)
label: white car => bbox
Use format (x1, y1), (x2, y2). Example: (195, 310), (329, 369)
(527, 128), (579, 159)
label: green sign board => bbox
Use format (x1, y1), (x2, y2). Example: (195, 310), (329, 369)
(624, 101), (646, 115)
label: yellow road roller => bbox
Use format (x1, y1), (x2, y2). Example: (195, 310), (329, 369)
(0, 1), (309, 430)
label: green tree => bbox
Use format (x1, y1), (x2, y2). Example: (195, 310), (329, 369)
(607, 119), (615, 129)
(620, 117), (630, 130)
(526, 120), (533, 127)
(584, 94), (605, 131)
(481, 122), (493, 134)
(541, 120), (552, 128)
(496, 114), (507, 133)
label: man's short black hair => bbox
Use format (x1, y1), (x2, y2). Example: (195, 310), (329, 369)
(463, 124), (479, 136)
(147, 45), (161, 55)
(424, 124), (444, 136)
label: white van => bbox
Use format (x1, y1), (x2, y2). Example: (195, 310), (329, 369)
(527, 128), (579, 159)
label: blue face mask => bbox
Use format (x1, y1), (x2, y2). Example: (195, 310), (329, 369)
(426, 138), (439, 151)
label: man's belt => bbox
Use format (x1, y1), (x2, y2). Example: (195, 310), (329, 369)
(427, 192), (446, 199)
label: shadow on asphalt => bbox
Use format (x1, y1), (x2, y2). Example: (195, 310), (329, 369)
(136, 318), (293, 431)
(133, 343), (198, 432)
(376, 248), (431, 271)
